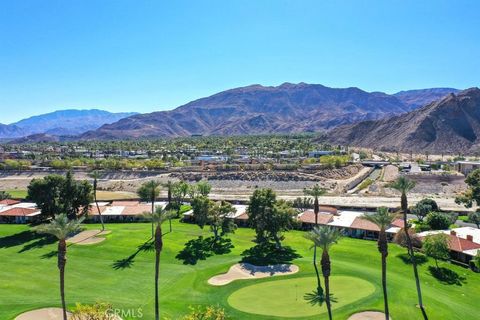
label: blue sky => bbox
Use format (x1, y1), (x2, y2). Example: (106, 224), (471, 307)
(0, 0), (479, 123)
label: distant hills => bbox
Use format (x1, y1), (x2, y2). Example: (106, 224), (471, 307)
(0, 109), (137, 139)
(393, 88), (459, 110)
(81, 83), (456, 140)
(326, 88), (480, 154)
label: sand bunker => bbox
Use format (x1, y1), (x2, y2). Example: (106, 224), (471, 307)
(15, 308), (71, 320)
(67, 230), (110, 245)
(208, 262), (299, 286)
(348, 311), (391, 320)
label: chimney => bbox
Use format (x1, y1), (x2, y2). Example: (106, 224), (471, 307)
(467, 235), (473, 241)
(450, 230), (456, 236)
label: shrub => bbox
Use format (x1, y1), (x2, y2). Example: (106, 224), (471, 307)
(71, 302), (113, 320)
(182, 306), (229, 320)
(416, 198), (439, 211)
(357, 178), (373, 191)
(425, 212), (452, 230)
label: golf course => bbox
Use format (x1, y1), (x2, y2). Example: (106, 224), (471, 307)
(0, 220), (478, 320)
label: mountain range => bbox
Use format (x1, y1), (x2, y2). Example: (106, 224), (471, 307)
(326, 87), (480, 154)
(80, 84), (457, 140)
(0, 109), (137, 139)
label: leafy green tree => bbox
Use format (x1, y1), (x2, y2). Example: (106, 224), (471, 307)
(425, 212), (451, 230)
(423, 233), (450, 269)
(33, 214), (84, 320)
(468, 211), (480, 229)
(192, 197), (237, 242)
(27, 173), (92, 220)
(411, 201), (434, 222)
(247, 188), (296, 248)
(456, 169), (480, 208)
(0, 191), (11, 200)
(143, 207), (174, 320)
(304, 226), (341, 320)
(137, 180), (161, 236)
(196, 180), (212, 197)
(89, 170), (104, 231)
(363, 207), (397, 320)
(473, 251), (480, 271)
(391, 176), (427, 319)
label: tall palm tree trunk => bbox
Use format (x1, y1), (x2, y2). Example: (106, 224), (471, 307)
(379, 231), (389, 320)
(321, 250), (332, 320)
(151, 195), (155, 238)
(154, 225), (163, 320)
(313, 246), (322, 292)
(95, 193), (105, 231)
(58, 240), (68, 320)
(313, 196), (322, 294)
(381, 252), (389, 320)
(401, 194), (427, 319)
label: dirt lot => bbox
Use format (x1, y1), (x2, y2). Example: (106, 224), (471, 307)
(0, 166), (471, 211)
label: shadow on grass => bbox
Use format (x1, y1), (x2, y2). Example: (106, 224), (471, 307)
(176, 236), (233, 265)
(241, 242), (301, 266)
(304, 287), (337, 307)
(429, 266), (466, 286)
(18, 235), (56, 253)
(396, 252), (428, 266)
(0, 230), (37, 248)
(41, 250), (58, 259)
(112, 239), (154, 270)
(0, 230), (56, 252)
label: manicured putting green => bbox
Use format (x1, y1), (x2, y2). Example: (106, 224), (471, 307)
(228, 276), (375, 318)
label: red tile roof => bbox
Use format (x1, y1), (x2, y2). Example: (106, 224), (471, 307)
(0, 207), (37, 217)
(419, 233), (480, 253)
(122, 204), (151, 215)
(318, 206), (338, 215)
(446, 234), (480, 253)
(235, 213), (249, 220)
(298, 210), (333, 225)
(88, 206), (107, 215)
(391, 218), (405, 228)
(0, 199), (21, 206)
(350, 217), (380, 232)
(112, 201), (140, 206)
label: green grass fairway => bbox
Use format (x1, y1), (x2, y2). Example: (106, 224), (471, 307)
(0, 221), (479, 319)
(5, 189), (28, 199)
(228, 276), (376, 317)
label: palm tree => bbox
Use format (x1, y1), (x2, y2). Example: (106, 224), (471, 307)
(363, 207), (396, 320)
(305, 226), (341, 320)
(138, 180), (161, 237)
(391, 176), (427, 319)
(304, 184), (327, 225)
(89, 170), (105, 231)
(144, 207), (174, 320)
(163, 180), (173, 206)
(33, 214), (84, 320)
(303, 185), (327, 298)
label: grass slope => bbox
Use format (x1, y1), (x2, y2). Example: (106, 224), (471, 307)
(0, 221), (478, 320)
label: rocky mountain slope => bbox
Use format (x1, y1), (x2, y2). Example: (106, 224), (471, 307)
(81, 83), (456, 140)
(326, 88), (480, 153)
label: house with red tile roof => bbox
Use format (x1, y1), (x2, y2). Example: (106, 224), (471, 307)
(0, 199), (21, 206)
(0, 206), (40, 223)
(418, 227), (480, 264)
